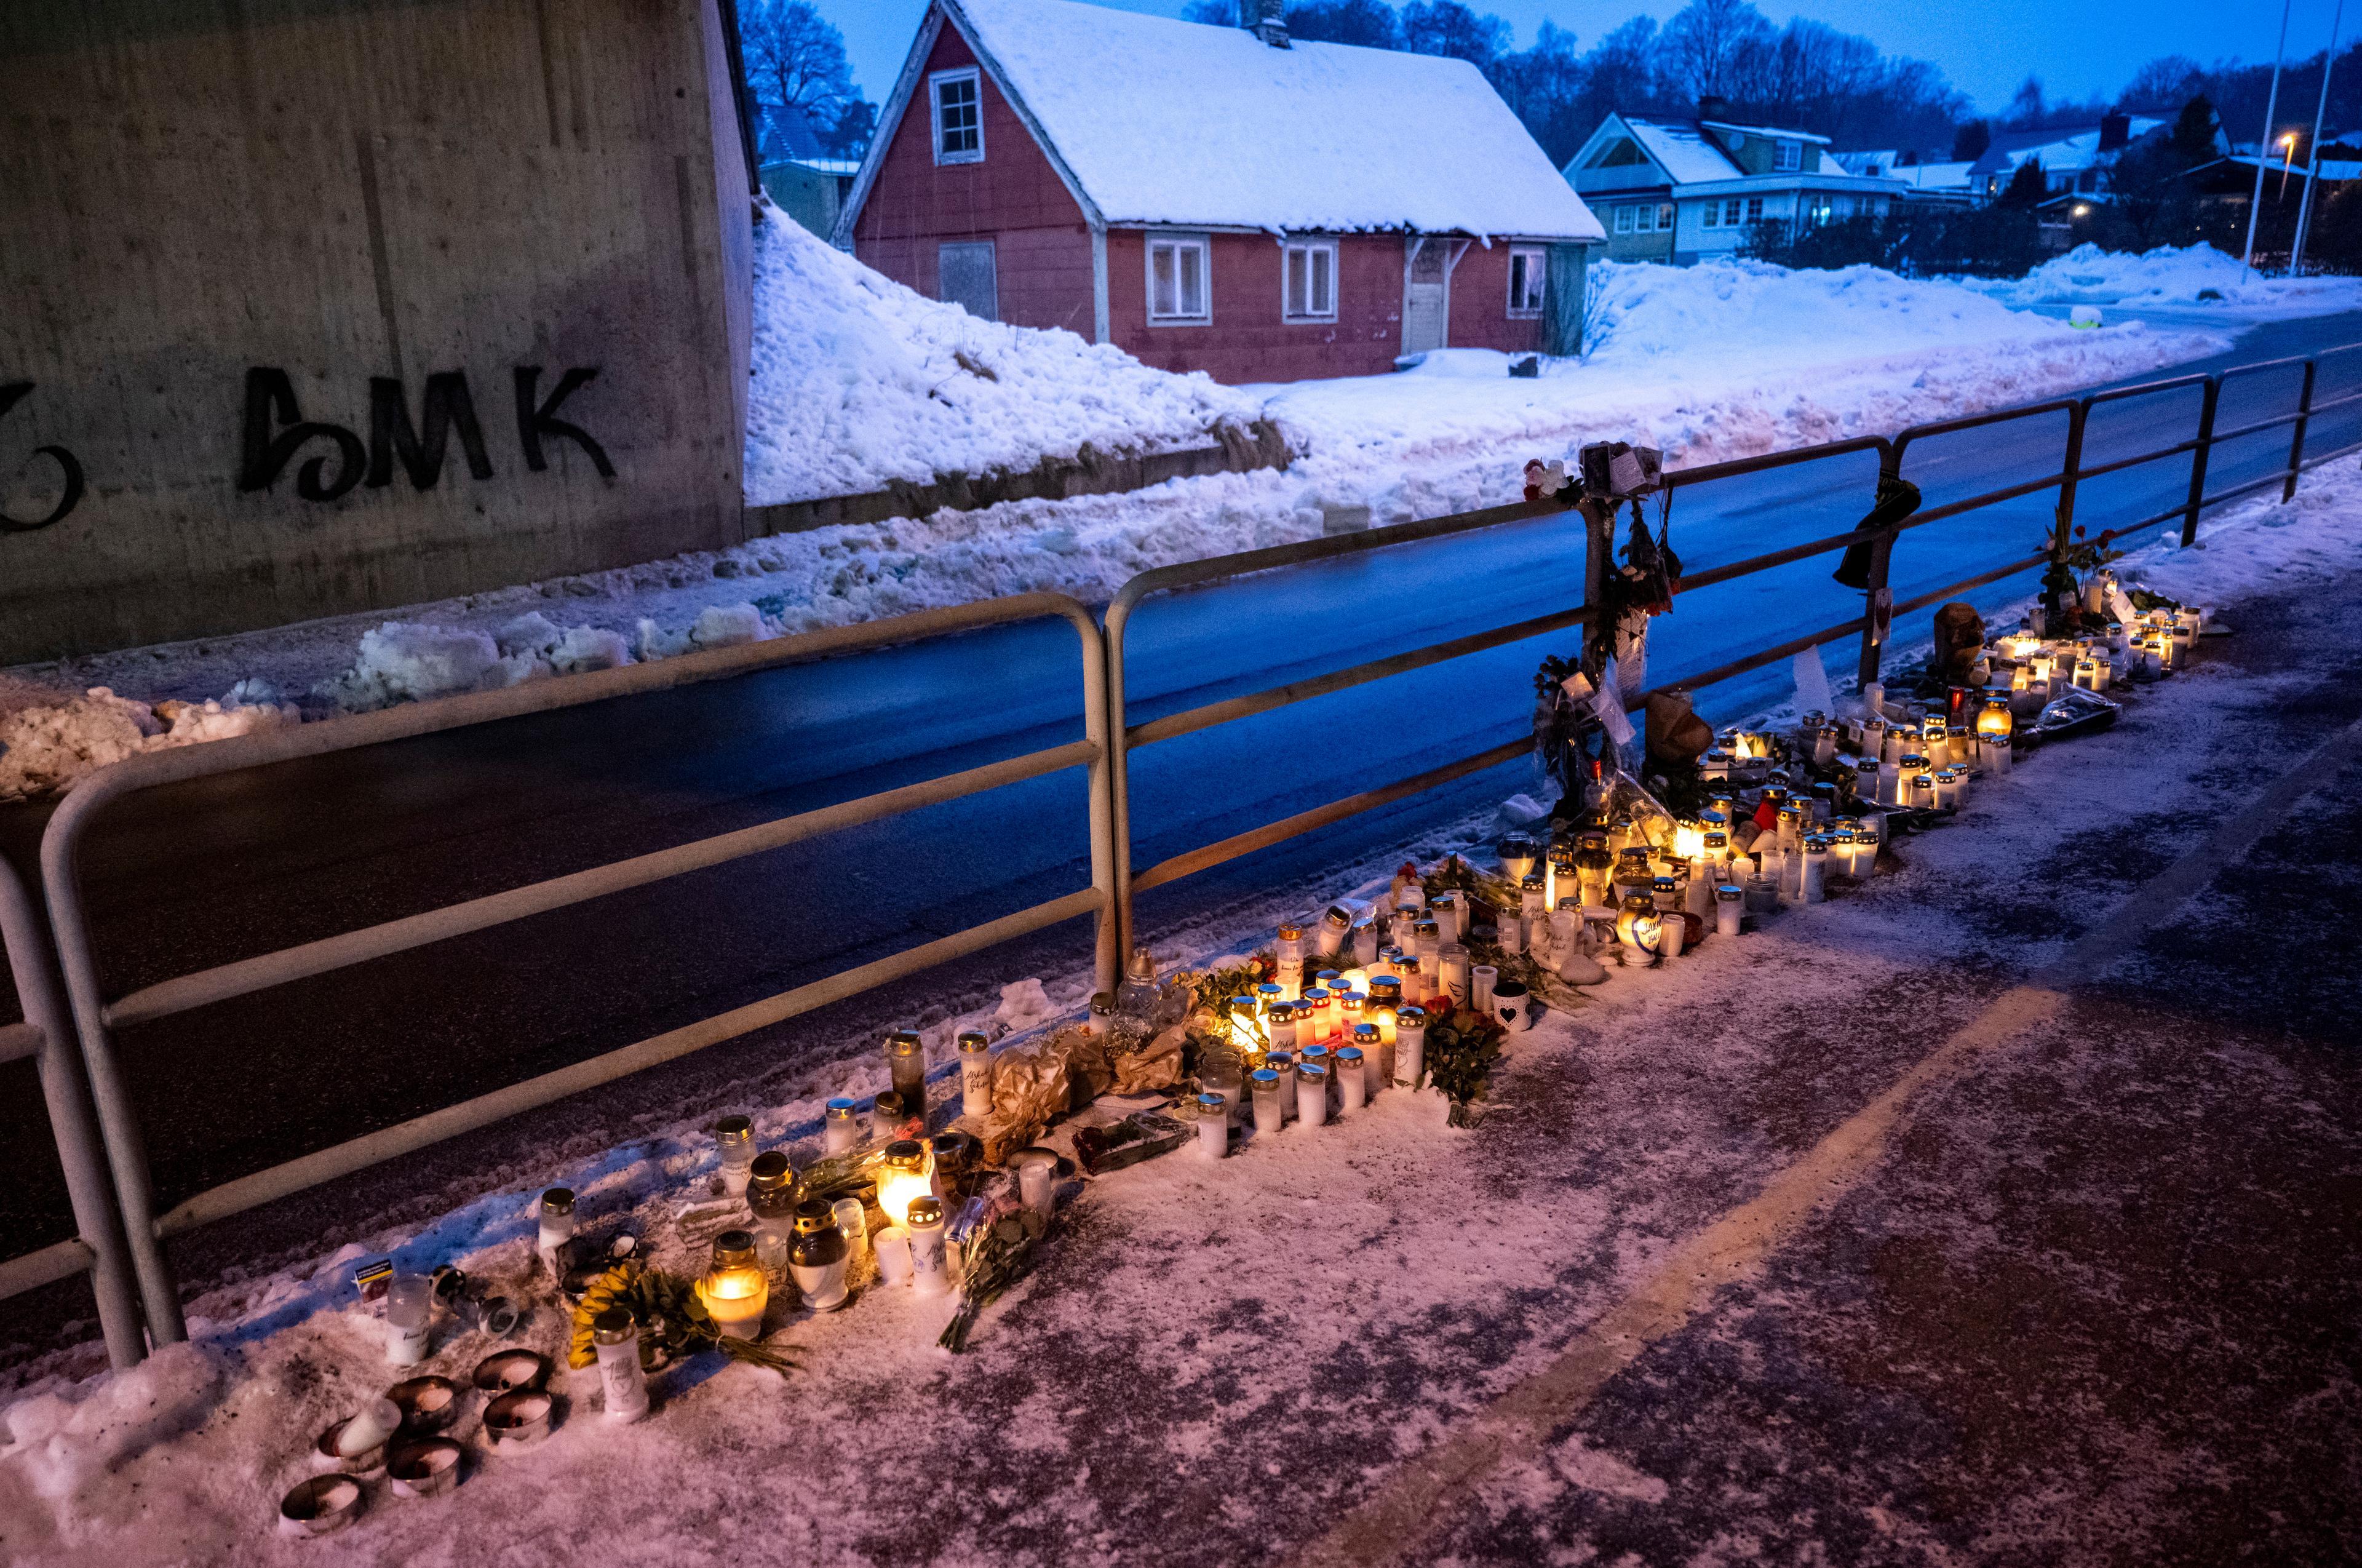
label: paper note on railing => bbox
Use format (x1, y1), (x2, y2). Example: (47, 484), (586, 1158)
(1792, 645), (1834, 720)
(1592, 667), (1636, 746)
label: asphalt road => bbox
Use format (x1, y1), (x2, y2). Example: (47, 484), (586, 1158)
(4, 309), (2361, 1356)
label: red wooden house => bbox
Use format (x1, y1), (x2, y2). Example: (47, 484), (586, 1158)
(835, 0), (1604, 384)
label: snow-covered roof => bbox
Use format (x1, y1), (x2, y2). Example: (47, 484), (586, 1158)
(1621, 118), (1746, 184)
(1699, 118), (1831, 147)
(857, 0), (1602, 241)
(1968, 119), (2166, 178)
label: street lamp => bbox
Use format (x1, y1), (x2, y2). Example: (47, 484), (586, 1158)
(2280, 130), (2300, 200)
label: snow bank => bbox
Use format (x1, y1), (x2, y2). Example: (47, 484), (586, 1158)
(0, 686), (299, 802)
(1974, 242), (2362, 317)
(742, 202), (1259, 504)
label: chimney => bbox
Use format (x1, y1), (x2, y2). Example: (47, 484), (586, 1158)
(1252, 0), (1289, 47)
(1696, 93), (1729, 123)
(2099, 111), (2129, 152)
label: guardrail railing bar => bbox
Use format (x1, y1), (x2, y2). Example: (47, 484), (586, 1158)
(1129, 602), (1599, 750)
(106, 739), (1100, 1030)
(1659, 434), (1891, 490)
(0, 1019), (39, 1066)
(154, 888), (1106, 1238)
(2083, 370), (2217, 409)
(0, 857), (146, 1366)
(1888, 550), (2056, 620)
(1131, 738), (1530, 896)
(0, 1238), (100, 1302)
(44, 590), (1115, 1347)
(1895, 471), (2075, 531)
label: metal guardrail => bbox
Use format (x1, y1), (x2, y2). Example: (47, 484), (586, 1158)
(0, 855), (144, 1366)
(35, 592), (1119, 1348)
(16, 341), (2361, 1364)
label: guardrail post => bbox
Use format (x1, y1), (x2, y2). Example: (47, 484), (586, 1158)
(1102, 610), (1139, 977)
(1078, 621), (1123, 1001)
(2046, 400), (2090, 623)
(46, 843), (189, 1347)
(1856, 445), (1903, 688)
(2182, 376), (2221, 546)
(2285, 358), (2317, 502)
(1, 858), (149, 1367)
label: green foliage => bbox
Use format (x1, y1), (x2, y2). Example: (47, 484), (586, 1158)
(1422, 1006), (1507, 1126)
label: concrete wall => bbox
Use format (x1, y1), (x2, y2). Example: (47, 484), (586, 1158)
(0, 0), (754, 663)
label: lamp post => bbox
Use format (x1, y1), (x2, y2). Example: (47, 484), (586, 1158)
(2242, 0), (2293, 280)
(2294, 0), (2347, 275)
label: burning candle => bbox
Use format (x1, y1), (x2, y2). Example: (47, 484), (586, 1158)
(1302, 987), (1332, 1044)
(877, 1140), (937, 1229)
(1802, 839), (1828, 903)
(536, 1188), (576, 1279)
(698, 1231), (769, 1340)
(1275, 921), (1306, 999)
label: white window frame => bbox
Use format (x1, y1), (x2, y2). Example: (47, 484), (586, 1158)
(1773, 140), (1801, 173)
(1147, 233), (1212, 325)
(1614, 204), (1636, 234)
(1724, 197), (1745, 226)
(1655, 202), (1676, 233)
(929, 66), (984, 165)
(1701, 202), (1719, 229)
(1506, 245), (1546, 317)
(1281, 237), (1338, 323)
(1744, 196), (1764, 223)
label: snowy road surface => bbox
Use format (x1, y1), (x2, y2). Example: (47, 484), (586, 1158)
(1, 314), (2360, 1366)
(2, 462), (2358, 1565)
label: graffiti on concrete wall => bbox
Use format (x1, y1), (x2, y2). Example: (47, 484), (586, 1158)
(0, 382), (86, 531)
(238, 365), (614, 499)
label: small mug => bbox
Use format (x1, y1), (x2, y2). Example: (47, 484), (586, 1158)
(1492, 979), (1533, 1033)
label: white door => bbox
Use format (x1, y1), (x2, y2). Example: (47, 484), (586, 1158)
(1402, 236), (1447, 356)
(938, 239), (998, 322)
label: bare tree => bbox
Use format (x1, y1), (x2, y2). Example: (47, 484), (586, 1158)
(742, 0), (859, 122)
(1660, 0), (1773, 101)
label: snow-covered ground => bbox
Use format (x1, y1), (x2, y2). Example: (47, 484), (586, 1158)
(1, 253), (2230, 803)
(3, 461), (2358, 1566)
(741, 204), (1257, 505)
(1968, 241), (2362, 319)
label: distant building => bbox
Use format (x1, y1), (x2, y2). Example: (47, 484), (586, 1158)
(1963, 114), (2168, 202)
(756, 103), (861, 241)
(1563, 101), (1907, 264)
(1832, 150), (1977, 207)
(836, 0), (1604, 383)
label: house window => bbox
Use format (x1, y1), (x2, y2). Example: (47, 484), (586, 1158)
(1148, 234), (1211, 324)
(930, 68), (983, 165)
(1744, 196), (1764, 223)
(1614, 204), (1636, 234)
(1282, 239), (1337, 322)
(1656, 202), (1675, 232)
(1701, 203), (1717, 229)
(1724, 197), (1746, 226)
(1507, 246), (1545, 317)
(1807, 194), (1834, 226)
(1773, 140), (1801, 173)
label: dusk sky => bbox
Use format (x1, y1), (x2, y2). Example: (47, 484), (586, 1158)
(827, 0), (2335, 123)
